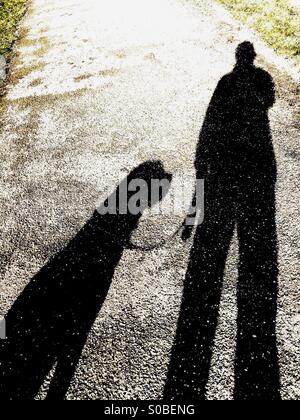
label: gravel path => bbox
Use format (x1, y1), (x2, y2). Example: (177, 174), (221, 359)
(0, 0), (299, 400)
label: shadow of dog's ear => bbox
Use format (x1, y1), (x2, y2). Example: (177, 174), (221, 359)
(146, 161), (173, 202)
(163, 169), (173, 184)
(148, 160), (173, 185)
(152, 161), (172, 182)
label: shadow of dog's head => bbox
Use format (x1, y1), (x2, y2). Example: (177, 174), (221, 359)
(96, 161), (172, 242)
(125, 160), (172, 210)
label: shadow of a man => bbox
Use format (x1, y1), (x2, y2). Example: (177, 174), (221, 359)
(165, 42), (280, 400)
(0, 160), (172, 400)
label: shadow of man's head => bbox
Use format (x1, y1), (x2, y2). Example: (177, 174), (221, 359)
(236, 41), (257, 67)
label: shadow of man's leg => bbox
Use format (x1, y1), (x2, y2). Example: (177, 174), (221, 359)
(165, 183), (235, 400)
(235, 184), (281, 400)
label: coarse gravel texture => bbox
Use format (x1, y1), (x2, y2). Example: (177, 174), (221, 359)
(0, 55), (6, 83)
(0, 0), (299, 400)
